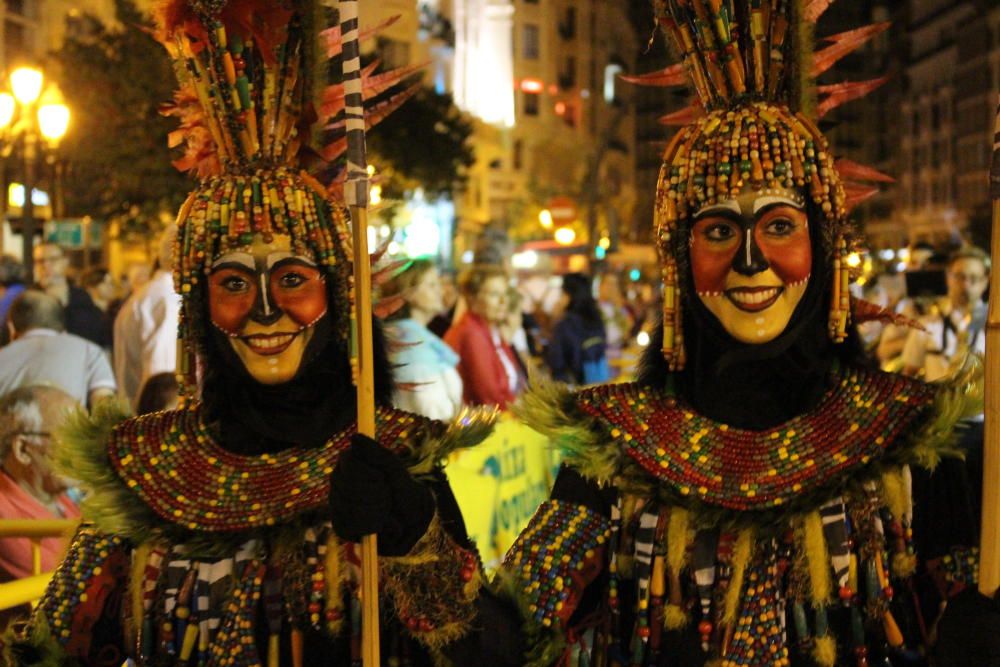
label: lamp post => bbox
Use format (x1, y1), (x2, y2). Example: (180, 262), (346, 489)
(0, 66), (70, 281)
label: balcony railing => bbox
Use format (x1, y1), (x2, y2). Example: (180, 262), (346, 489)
(0, 519), (79, 611)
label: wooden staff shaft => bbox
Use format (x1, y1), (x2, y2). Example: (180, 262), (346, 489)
(339, 0), (379, 661)
(981, 193), (1000, 597)
(352, 204), (380, 664)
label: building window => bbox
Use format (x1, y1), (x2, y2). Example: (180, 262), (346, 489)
(604, 62), (624, 104)
(522, 24), (540, 60)
(559, 7), (576, 39)
(513, 140), (522, 170)
(523, 91), (540, 116)
(559, 56), (576, 89)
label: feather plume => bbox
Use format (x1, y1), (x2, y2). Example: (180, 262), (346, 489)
(816, 76), (889, 118)
(802, 0), (835, 23)
(835, 158), (895, 184)
(842, 182), (881, 212)
(619, 64), (687, 87)
(321, 14), (402, 59)
(658, 102), (704, 126)
(852, 298), (925, 332)
(812, 23), (890, 78)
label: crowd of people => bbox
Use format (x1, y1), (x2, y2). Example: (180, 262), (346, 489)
(0, 230), (181, 587)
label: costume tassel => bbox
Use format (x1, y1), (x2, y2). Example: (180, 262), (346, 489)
(722, 529), (753, 625)
(802, 511), (832, 604)
(812, 634), (837, 667)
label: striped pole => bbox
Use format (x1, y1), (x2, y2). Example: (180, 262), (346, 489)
(339, 1), (380, 663)
(982, 94), (1000, 598)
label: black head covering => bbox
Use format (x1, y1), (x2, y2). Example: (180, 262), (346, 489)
(198, 281), (394, 455)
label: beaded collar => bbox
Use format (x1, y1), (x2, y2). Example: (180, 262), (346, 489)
(576, 365), (935, 511)
(108, 402), (439, 532)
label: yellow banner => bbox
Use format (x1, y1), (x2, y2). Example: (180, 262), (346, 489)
(446, 415), (560, 569)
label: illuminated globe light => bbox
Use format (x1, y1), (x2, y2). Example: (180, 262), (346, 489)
(10, 67), (43, 105)
(461, 250), (474, 264)
(369, 183), (383, 206)
(538, 209), (553, 229)
(401, 215), (441, 258)
(366, 225), (378, 252)
(598, 236), (611, 249)
(554, 227), (576, 245)
(511, 250), (539, 270)
(8, 182), (49, 207)
(594, 246), (606, 260)
(37, 103), (70, 142)
(636, 331), (651, 347)
(0, 92), (15, 129)
(629, 268), (641, 282)
(845, 252), (862, 269)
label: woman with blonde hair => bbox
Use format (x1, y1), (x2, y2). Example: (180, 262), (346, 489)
(382, 258), (463, 420)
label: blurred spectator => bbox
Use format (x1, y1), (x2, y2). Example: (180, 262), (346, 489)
(0, 385), (81, 584)
(136, 372), (180, 415)
(545, 273), (609, 385)
(902, 246), (989, 382)
(113, 226), (180, 410)
(596, 273), (633, 378)
(382, 259), (463, 421)
(445, 266), (525, 408)
(0, 291), (115, 408)
(0, 255), (26, 345)
(427, 270), (459, 338)
(123, 262), (152, 297)
(81, 267), (117, 349)
(32, 243), (108, 347)
(500, 287), (532, 378)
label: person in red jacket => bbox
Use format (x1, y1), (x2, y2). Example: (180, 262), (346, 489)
(445, 266), (525, 409)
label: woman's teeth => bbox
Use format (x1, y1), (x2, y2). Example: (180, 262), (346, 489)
(729, 288), (780, 305)
(249, 334), (293, 349)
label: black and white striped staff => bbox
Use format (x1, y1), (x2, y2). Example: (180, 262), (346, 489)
(339, 1), (380, 664)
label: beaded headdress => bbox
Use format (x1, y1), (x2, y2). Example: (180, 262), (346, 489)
(154, 0), (417, 398)
(643, 0), (893, 370)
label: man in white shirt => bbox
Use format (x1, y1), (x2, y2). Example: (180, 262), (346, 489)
(113, 226), (180, 409)
(0, 291), (116, 408)
(901, 246), (989, 382)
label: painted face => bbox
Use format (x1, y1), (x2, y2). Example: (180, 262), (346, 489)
(208, 234), (328, 384)
(689, 188), (812, 343)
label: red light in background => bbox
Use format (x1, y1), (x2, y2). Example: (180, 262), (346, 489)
(520, 78), (544, 93)
(554, 101), (566, 115)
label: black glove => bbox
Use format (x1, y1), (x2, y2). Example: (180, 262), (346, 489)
(935, 587), (1000, 667)
(328, 434), (435, 557)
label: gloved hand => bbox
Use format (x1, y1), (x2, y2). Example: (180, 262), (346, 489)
(328, 434), (435, 557)
(934, 587), (1000, 667)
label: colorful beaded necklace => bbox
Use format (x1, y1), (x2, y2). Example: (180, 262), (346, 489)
(108, 402), (436, 532)
(576, 364), (935, 511)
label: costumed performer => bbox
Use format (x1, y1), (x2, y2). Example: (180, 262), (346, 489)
(3, 1), (506, 665)
(494, 1), (988, 665)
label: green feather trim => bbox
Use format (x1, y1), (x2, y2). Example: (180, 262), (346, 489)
(491, 570), (568, 667)
(511, 379), (618, 484)
(2, 613), (77, 667)
(904, 353), (983, 470)
(55, 402), (495, 559)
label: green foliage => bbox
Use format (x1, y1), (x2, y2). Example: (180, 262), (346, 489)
(52, 0), (191, 238)
(366, 86), (475, 201)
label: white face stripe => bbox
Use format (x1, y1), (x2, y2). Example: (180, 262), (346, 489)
(266, 251), (316, 269)
(259, 273), (272, 316)
(695, 199), (742, 218)
(753, 195), (805, 214)
(211, 252), (254, 270)
(745, 229), (753, 266)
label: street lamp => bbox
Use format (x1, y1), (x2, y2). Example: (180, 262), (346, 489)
(0, 65), (70, 281)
